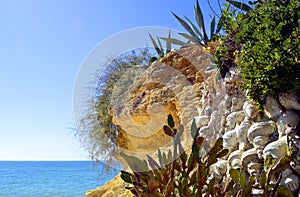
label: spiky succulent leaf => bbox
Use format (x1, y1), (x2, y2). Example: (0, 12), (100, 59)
(194, 0), (208, 43)
(149, 33), (163, 56)
(190, 118), (198, 138)
(172, 12), (200, 41)
(179, 33), (201, 45)
(156, 36), (164, 54)
(120, 152), (149, 172)
(210, 16), (216, 39)
(207, 53), (217, 65)
(205, 64), (218, 72)
(166, 30), (171, 54)
(226, 0), (252, 12)
(160, 37), (186, 46)
(147, 155), (161, 170)
(184, 16), (203, 41)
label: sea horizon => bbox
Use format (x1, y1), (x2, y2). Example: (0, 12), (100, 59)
(0, 160), (120, 197)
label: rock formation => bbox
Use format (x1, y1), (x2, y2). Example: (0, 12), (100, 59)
(86, 44), (300, 196)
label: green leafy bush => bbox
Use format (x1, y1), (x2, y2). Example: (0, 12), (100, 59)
(236, 0), (300, 106)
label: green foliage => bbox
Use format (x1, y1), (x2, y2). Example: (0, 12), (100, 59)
(120, 115), (294, 196)
(236, 0), (300, 107)
(172, 0), (220, 46)
(214, 0), (299, 108)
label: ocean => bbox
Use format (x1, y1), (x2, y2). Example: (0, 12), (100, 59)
(0, 161), (120, 197)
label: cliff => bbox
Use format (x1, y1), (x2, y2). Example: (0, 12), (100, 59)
(87, 44), (300, 196)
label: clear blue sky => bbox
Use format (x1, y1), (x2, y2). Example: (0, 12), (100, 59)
(0, 0), (224, 160)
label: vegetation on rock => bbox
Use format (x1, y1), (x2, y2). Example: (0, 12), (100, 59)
(120, 115), (293, 196)
(214, 0), (300, 109)
(77, 48), (154, 164)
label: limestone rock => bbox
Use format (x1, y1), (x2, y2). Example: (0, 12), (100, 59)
(263, 136), (287, 163)
(263, 97), (282, 120)
(279, 93), (300, 110)
(86, 174), (132, 197)
(243, 101), (259, 120)
(276, 111), (299, 137)
(226, 111), (245, 130)
(236, 117), (252, 151)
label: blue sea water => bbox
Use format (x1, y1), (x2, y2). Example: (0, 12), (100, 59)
(0, 161), (120, 197)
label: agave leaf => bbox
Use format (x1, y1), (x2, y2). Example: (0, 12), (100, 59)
(160, 37), (186, 46)
(214, 69), (220, 86)
(249, 0), (259, 5)
(156, 36), (164, 55)
(179, 33), (201, 45)
(147, 155), (161, 170)
(172, 12), (199, 41)
(210, 16), (216, 39)
(157, 149), (164, 167)
(207, 53), (217, 65)
(205, 64), (218, 72)
(184, 16), (203, 40)
(190, 118), (198, 138)
(120, 152), (149, 172)
(166, 30), (171, 54)
(226, 0), (252, 12)
(216, 14), (225, 34)
(149, 33), (163, 56)
(194, 0), (208, 43)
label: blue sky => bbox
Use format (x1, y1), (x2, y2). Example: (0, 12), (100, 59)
(0, 0), (224, 160)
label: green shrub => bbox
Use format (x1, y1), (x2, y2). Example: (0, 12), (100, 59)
(236, 0), (300, 106)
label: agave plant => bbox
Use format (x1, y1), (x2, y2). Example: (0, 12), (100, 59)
(172, 0), (220, 47)
(148, 30), (187, 63)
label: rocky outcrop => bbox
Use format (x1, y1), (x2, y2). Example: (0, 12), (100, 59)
(86, 174), (132, 197)
(87, 44), (300, 196)
(109, 45), (214, 167)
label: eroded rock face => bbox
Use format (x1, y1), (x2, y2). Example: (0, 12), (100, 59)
(87, 44), (300, 196)
(110, 45), (212, 160)
(86, 174), (132, 197)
